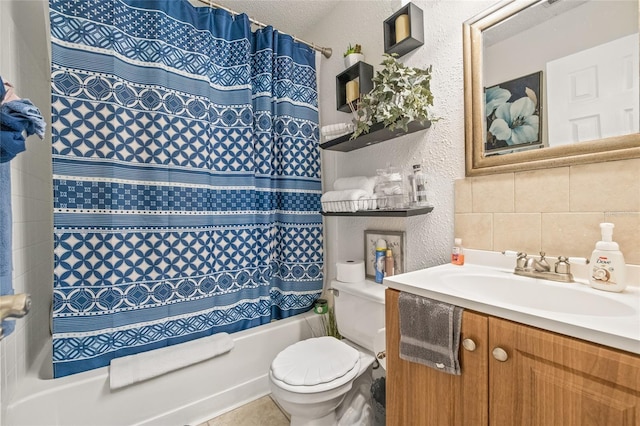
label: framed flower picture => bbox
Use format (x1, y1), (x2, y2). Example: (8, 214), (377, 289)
(484, 71), (543, 155)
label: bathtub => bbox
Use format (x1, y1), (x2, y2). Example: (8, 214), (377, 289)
(6, 311), (322, 426)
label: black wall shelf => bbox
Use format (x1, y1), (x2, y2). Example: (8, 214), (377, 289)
(321, 205), (433, 217)
(319, 120), (431, 152)
(336, 62), (374, 112)
(383, 3), (424, 58)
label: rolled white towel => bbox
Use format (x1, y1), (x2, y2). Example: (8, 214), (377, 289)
(321, 189), (369, 212)
(321, 189), (368, 202)
(321, 130), (352, 143)
(109, 332), (234, 390)
(333, 176), (376, 196)
(321, 122), (354, 136)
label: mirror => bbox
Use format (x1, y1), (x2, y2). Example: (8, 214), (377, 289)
(464, 0), (640, 176)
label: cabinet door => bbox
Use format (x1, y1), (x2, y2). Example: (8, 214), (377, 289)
(386, 289), (489, 425)
(489, 317), (640, 426)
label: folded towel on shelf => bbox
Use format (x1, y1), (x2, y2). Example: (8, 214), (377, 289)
(321, 189), (370, 212)
(398, 292), (463, 375)
(321, 122), (354, 137)
(333, 176), (377, 196)
(109, 332), (234, 390)
(320, 123), (355, 143)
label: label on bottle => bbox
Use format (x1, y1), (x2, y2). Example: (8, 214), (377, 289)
(375, 250), (386, 283)
(451, 247), (462, 264)
(591, 256), (617, 285)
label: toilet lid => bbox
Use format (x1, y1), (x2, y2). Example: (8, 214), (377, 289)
(271, 336), (360, 387)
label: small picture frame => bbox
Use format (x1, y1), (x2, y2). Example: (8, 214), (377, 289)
(363, 230), (406, 279)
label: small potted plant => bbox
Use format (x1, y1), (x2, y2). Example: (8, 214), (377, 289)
(351, 54), (437, 139)
(343, 43), (364, 68)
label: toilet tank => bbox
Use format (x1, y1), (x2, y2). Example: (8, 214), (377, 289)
(331, 279), (386, 352)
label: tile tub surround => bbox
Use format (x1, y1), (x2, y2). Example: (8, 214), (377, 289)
(455, 158), (640, 265)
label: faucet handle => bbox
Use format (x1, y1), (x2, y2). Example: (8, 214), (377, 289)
(555, 256), (571, 274)
(516, 252), (528, 270)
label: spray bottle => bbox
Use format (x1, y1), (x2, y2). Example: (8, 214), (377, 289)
(375, 239), (387, 283)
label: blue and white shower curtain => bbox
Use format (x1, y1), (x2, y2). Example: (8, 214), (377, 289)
(50, 0), (322, 378)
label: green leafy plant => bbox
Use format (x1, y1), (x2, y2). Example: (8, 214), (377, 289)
(351, 54), (436, 139)
(321, 307), (342, 339)
(343, 43), (362, 57)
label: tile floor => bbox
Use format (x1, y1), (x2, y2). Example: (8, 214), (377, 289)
(199, 395), (289, 426)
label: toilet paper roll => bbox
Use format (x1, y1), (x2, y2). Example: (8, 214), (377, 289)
(336, 260), (366, 283)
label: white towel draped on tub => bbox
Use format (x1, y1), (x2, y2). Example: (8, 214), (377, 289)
(109, 332), (234, 390)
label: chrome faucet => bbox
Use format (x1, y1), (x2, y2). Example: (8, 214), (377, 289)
(524, 251), (550, 272)
(504, 251), (588, 283)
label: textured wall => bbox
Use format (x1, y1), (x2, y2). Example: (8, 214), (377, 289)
(303, 1), (493, 282)
(0, 0), (53, 416)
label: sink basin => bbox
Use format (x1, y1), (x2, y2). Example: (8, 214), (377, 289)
(439, 272), (636, 317)
(384, 257), (640, 354)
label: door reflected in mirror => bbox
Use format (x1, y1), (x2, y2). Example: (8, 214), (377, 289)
(464, 0), (640, 176)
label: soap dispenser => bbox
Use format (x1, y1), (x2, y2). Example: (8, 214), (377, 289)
(589, 223), (626, 292)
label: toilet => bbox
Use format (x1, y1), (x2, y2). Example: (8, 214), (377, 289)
(269, 279), (386, 426)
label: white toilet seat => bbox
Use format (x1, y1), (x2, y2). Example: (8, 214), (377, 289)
(270, 336), (361, 394)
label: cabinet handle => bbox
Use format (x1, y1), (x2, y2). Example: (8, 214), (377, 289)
(492, 347), (509, 362)
(462, 338), (476, 352)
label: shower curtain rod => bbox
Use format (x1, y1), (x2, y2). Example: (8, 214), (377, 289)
(196, 0), (333, 58)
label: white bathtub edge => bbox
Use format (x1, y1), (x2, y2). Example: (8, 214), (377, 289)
(138, 373), (271, 426)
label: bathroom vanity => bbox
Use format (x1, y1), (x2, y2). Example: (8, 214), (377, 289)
(384, 254), (640, 425)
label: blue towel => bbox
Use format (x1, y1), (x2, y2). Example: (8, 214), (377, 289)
(1, 99), (46, 138)
(0, 161), (15, 336)
(0, 129), (26, 163)
(0, 75), (44, 336)
(0, 75), (46, 163)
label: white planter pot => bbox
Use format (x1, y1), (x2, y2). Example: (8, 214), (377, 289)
(344, 53), (364, 68)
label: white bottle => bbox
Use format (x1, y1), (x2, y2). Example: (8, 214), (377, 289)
(412, 164), (428, 206)
(589, 223), (626, 292)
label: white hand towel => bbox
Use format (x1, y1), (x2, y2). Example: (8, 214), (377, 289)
(109, 332), (234, 390)
(333, 176), (376, 195)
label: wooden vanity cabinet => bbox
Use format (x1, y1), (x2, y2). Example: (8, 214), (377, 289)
(386, 288), (640, 426)
(489, 317), (640, 426)
(385, 288), (489, 425)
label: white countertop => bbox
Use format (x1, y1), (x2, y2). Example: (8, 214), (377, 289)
(384, 250), (640, 355)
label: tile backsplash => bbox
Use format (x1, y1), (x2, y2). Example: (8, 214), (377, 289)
(455, 158), (640, 265)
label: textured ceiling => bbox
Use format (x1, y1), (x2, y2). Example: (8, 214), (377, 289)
(189, 0), (341, 39)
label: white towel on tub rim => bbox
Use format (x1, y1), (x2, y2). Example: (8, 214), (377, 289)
(109, 332), (234, 390)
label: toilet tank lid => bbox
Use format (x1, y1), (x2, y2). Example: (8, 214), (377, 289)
(331, 279), (386, 304)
